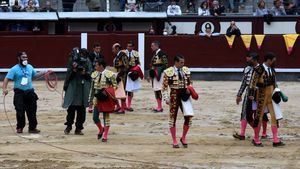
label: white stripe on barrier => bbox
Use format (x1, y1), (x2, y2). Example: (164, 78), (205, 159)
(1, 68), (300, 73)
(138, 33), (145, 73)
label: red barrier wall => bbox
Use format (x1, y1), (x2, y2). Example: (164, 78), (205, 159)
(0, 34), (299, 69)
(145, 35), (300, 69)
(0, 35), (80, 68)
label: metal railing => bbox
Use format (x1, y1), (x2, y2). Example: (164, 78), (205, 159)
(0, 0), (299, 15)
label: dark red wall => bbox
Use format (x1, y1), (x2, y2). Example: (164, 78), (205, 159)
(0, 34), (299, 69)
(0, 35), (80, 68)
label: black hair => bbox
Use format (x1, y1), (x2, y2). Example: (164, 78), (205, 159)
(151, 41), (160, 48)
(247, 52), (259, 61)
(264, 52), (276, 62)
(95, 58), (106, 68)
(127, 41), (134, 47)
(174, 54), (185, 62)
(200, 1), (208, 9)
(17, 51), (26, 58)
(93, 43), (100, 48)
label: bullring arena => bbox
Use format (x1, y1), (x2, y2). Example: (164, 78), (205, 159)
(1, 1), (300, 168)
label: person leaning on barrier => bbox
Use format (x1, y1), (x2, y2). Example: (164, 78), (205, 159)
(62, 48), (92, 135)
(226, 21), (241, 37)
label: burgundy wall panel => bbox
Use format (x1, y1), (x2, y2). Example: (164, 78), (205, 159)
(0, 35), (80, 68)
(0, 34), (299, 69)
(145, 35), (300, 69)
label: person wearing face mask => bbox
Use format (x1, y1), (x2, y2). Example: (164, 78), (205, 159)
(162, 55), (194, 148)
(2, 52), (41, 134)
(163, 28), (168, 36)
(234, 52), (269, 141)
(248, 52), (285, 147)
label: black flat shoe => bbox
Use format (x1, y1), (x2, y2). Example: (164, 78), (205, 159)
(172, 144), (180, 148)
(97, 128), (104, 140)
(273, 141), (285, 147)
(125, 107), (134, 112)
(252, 139), (263, 147)
(261, 135), (268, 139)
(115, 111), (125, 114)
(64, 126), (72, 135)
(74, 129), (84, 135)
(180, 138), (188, 148)
(153, 108), (163, 113)
(28, 128), (41, 134)
(102, 138), (108, 142)
(16, 128), (23, 134)
(233, 133), (245, 140)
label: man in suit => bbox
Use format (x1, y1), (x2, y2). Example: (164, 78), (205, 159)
(89, 43), (104, 69)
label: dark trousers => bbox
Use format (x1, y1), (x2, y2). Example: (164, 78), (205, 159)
(13, 89), (38, 130)
(65, 105), (86, 130)
(62, 0), (76, 12)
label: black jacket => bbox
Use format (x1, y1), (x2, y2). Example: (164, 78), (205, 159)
(226, 27), (241, 37)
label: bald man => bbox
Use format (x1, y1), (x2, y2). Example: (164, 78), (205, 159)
(112, 43), (129, 114)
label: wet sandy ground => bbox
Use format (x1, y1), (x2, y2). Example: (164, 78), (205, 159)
(0, 81), (299, 169)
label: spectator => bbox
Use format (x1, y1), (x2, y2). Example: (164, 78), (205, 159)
(254, 0), (269, 16)
(198, 1), (210, 16)
(199, 23), (220, 37)
(271, 0), (287, 15)
(149, 25), (155, 35)
(186, 0), (196, 13)
(40, 0), (56, 12)
(210, 0), (225, 16)
(62, 0), (76, 12)
(170, 25), (177, 35)
(120, 0), (126, 11)
(167, 0), (182, 16)
(11, 0), (22, 12)
(22, 0), (38, 12)
(283, 0), (297, 15)
(0, 1), (9, 12)
(20, 0), (39, 9)
(226, 21), (241, 37)
(85, 0), (101, 11)
(125, 0), (138, 12)
(163, 28), (168, 35)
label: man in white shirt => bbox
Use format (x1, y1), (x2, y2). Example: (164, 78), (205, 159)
(167, 0), (182, 16)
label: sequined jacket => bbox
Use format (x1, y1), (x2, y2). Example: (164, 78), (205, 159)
(113, 51), (129, 74)
(88, 69), (117, 105)
(248, 64), (276, 97)
(162, 66), (191, 101)
(123, 49), (140, 67)
(150, 49), (168, 69)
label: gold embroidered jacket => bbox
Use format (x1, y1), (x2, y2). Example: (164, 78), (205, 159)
(88, 69), (117, 105)
(162, 66), (191, 101)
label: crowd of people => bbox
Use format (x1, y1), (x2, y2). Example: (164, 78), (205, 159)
(0, 0), (55, 12)
(0, 0), (298, 15)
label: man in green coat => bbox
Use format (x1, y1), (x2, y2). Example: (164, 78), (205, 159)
(63, 48), (92, 135)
